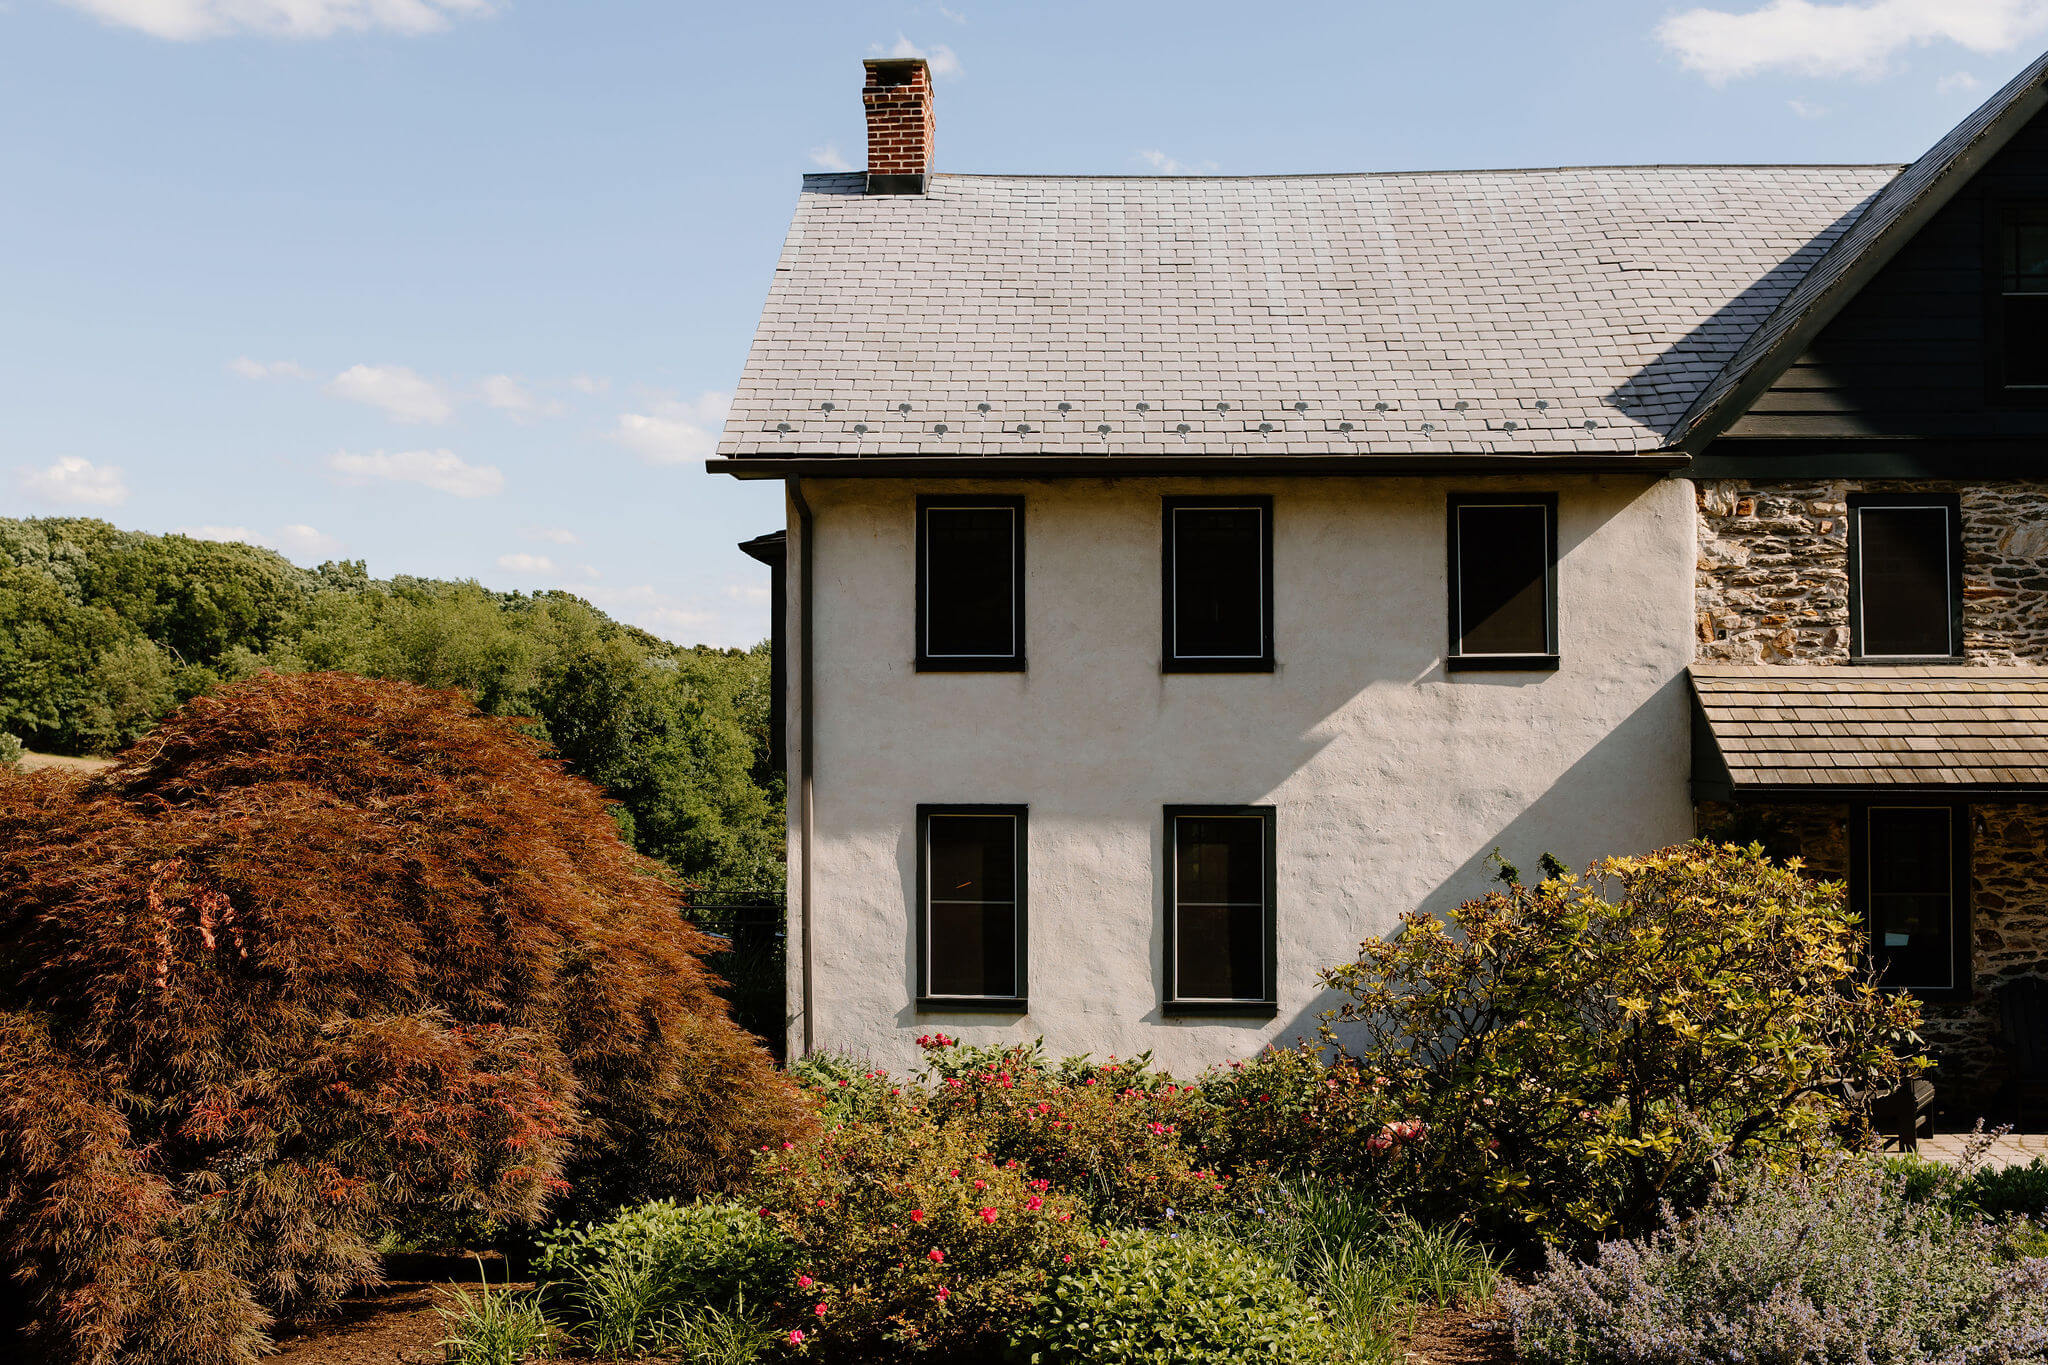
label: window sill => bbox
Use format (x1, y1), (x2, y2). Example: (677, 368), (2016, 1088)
(1848, 655), (1967, 667)
(915, 657), (1027, 673)
(1446, 653), (1559, 673)
(915, 996), (1029, 1014)
(1163, 1000), (1279, 1019)
(1162, 658), (1277, 674)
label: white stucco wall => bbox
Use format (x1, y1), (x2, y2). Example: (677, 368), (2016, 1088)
(785, 474), (1698, 1076)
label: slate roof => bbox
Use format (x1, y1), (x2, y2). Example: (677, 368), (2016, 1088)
(1678, 47), (2048, 446)
(716, 165), (1898, 462)
(1690, 666), (2048, 793)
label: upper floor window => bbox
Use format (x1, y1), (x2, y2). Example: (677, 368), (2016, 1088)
(1849, 496), (1961, 660)
(917, 805), (1027, 1011)
(1162, 497), (1274, 672)
(1447, 494), (1558, 670)
(1993, 209), (2048, 392)
(1854, 804), (1968, 1000)
(1163, 806), (1276, 1015)
(917, 496), (1024, 671)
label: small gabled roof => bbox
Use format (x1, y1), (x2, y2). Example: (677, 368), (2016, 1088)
(1677, 47), (2048, 449)
(1690, 665), (2048, 795)
(714, 164), (1894, 468)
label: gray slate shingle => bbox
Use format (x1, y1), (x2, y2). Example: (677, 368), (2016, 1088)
(1691, 666), (2048, 791)
(718, 165), (1898, 461)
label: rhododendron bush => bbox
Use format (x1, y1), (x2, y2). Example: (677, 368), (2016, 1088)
(0, 673), (809, 1365)
(1319, 841), (1926, 1247)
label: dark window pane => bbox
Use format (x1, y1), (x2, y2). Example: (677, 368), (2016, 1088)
(927, 815), (1017, 997)
(1172, 508), (1263, 657)
(1857, 506), (1952, 657)
(2003, 296), (2048, 386)
(926, 508), (1015, 657)
(1175, 818), (1265, 905)
(1867, 807), (1954, 991)
(1173, 816), (1264, 1000)
(2001, 221), (2048, 291)
(1456, 505), (1549, 655)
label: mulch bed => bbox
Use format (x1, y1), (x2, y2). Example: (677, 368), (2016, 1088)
(1399, 1306), (1519, 1364)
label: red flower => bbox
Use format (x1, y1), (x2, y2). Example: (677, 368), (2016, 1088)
(972, 1179), (986, 1190)
(928, 1248), (945, 1263)
(789, 1329), (805, 1345)
(936, 1286), (951, 1302)
(797, 1275), (814, 1289)
(910, 1209), (925, 1222)
(1025, 1195), (1044, 1211)
(814, 1302), (828, 1318)
(979, 1207), (998, 1224)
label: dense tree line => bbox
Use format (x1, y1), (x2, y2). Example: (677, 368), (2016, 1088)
(0, 518), (781, 902)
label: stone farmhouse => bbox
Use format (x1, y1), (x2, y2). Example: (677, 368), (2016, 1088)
(709, 54), (2048, 1111)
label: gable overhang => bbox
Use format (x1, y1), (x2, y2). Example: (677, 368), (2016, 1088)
(707, 452), (1690, 480)
(1673, 49), (2048, 455)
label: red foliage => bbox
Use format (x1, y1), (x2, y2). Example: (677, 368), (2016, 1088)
(0, 673), (810, 1365)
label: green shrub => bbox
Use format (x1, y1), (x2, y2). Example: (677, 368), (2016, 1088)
(0, 732), (19, 767)
(1320, 841), (1925, 1246)
(434, 1261), (553, 1365)
(1504, 1152), (2048, 1365)
(752, 1103), (1092, 1356)
(534, 1200), (796, 1354)
(914, 1036), (1234, 1223)
(1958, 1155), (2048, 1223)
(1009, 1228), (1341, 1365)
(788, 1050), (900, 1123)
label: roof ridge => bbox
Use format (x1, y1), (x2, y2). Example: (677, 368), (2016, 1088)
(799, 164), (1906, 185)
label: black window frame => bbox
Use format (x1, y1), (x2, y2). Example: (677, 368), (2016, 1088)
(1983, 199), (2048, 406)
(1445, 493), (1560, 672)
(915, 495), (1026, 672)
(1846, 493), (1964, 663)
(1161, 495), (1276, 674)
(1161, 804), (1278, 1017)
(1848, 801), (1972, 1003)
(915, 804), (1029, 1013)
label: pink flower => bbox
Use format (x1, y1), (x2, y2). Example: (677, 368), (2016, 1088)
(928, 1248), (945, 1263)
(979, 1207), (998, 1224)
(1058, 1212), (1072, 1222)
(797, 1275), (814, 1289)
(1030, 1179), (1050, 1191)
(946, 1077), (963, 1089)
(1062, 1253), (1074, 1263)
(1025, 1195), (1044, 1211)
(814, 1302), (827, 1318)
(788, 1330), (805, 1345)
(972, 1179), (986, 1191)
(936, 1286), (951, 1302)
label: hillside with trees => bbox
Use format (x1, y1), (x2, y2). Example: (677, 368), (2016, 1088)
(0, 518), (781, 903)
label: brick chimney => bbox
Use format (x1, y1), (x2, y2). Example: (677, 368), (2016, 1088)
(862, 57), (934, 195)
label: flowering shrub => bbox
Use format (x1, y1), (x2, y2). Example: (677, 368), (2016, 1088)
(1505, 1152), (2048, 1365)
(1196, 1043), (1426, 1201)
(1320, 842), (1924, 1245)
(1008, 1229), (1341, 1365)
(913, 1037), (1232, 1223)
(752, 1103), (1092, 1355)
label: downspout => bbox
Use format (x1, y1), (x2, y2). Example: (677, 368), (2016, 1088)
(788, 477), (816, 1058)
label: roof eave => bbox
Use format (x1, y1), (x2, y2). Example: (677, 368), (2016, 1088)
(706, 452), (1690, 479)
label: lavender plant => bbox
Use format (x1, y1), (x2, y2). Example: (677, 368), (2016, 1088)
(1504, 1149), (2048, 1364)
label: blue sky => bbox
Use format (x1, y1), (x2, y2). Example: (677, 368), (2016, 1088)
(4, 0), (2044, 646)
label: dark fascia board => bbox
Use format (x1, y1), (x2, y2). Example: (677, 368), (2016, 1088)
(706, 453), (1689, 480)
(1676, 67), (2048, 455)
(1727, 782), (2048, 800)
(1691, 440), (2048, 478)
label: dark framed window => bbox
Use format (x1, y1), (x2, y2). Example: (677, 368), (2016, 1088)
(1162, 496), (1274, 672)
(1989, 204), (2048, 397)
(1848, 496), (1962, 661)
(1163, 806), (1276, 1015)
(1850, 803), (1970, 1002)
(1446, 494), (1558, 670)
(917, 496), (1025, 671)
(916, 805), (1027, 1012)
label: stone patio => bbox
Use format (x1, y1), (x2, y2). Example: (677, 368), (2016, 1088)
(1916, 1129), (2048, 1171)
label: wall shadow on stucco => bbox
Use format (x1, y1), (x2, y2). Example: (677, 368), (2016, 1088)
(1261, 674), (1695, 1055)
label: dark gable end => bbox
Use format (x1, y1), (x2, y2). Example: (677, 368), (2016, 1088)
(1685, 47), (2048, 471)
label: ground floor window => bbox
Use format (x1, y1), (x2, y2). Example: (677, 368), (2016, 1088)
(917, 805), (1027, 1011)
(1853, 803), (1970, 1000)
(1163, 806), (1276, 1015)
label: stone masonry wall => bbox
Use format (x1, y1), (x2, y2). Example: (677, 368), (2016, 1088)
(1694, 479), (2048, 663)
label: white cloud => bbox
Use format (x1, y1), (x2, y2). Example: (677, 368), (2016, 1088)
(611, 390), (732, 465)
(328, 448), (503, 497)
(1939, 69), (1985, 92)
(1787, 98), (1831, 117)
(478, 373), (564, 420)
(496, 552), (555, 574)
(227, 356), (310, 380)
(809, 142), (853, 171)
(568, 374), (610, 396)
(1658, 0), (2048, 84)
(58, 0), (494, 41)
(14, 456), (128, 506)
(1136, 149), (1220, 175)
(328, 363), (454, 423)
(936, 5), (967, 22)
(873, 33), (963, 79)
(525, 525), (580, 545)
(181, 523), (345, 561)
